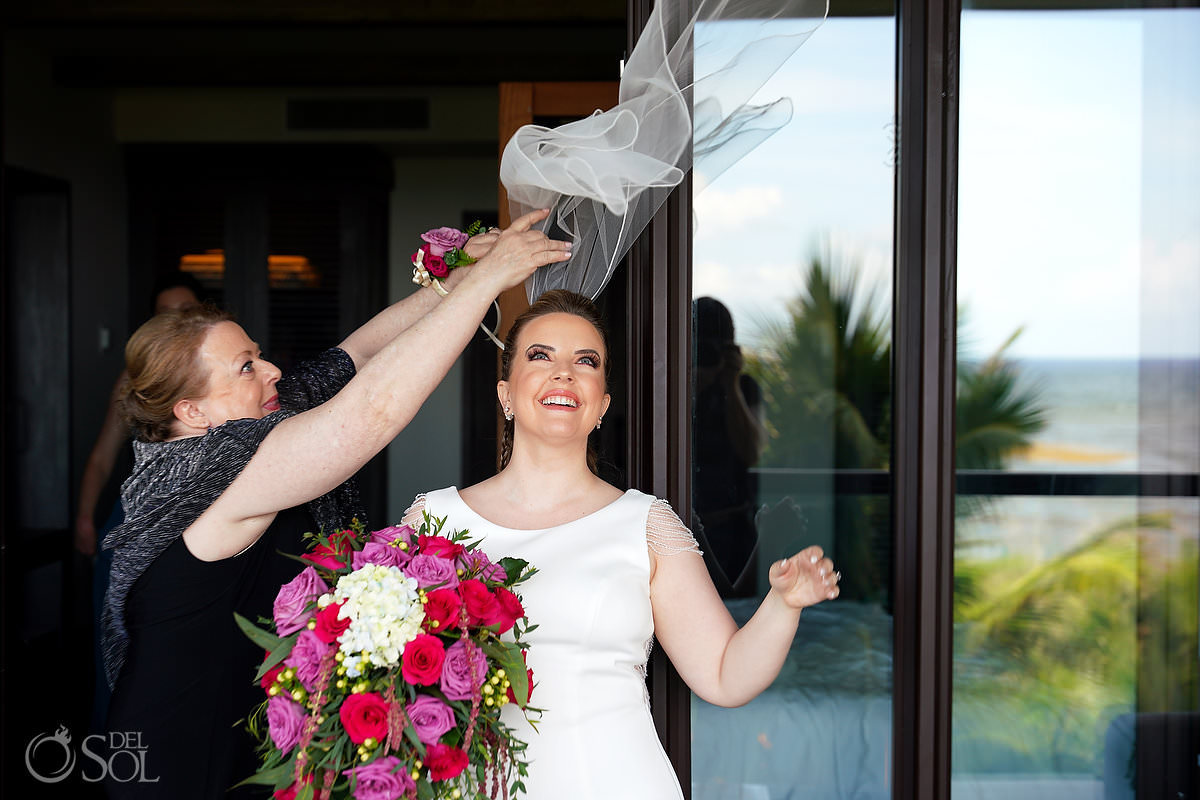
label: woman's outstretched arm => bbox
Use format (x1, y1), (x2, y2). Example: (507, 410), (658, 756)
(648, 502), (839, 708)
(185, 211), (569, 560)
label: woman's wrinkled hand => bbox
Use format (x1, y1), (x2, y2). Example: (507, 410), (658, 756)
(768, 546), (840, 609)
(462, 227), (502, 261)
(471, 209), (572, 291)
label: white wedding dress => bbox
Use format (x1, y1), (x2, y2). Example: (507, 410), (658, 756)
(406, 487), (701, 800)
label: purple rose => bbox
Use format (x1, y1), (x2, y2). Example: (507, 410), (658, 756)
(458, 549), (506, 582)
(267, 694), (308, 753)
(343, 755), (414, 800)
(284, 629), (333, 691)
(274, 567), (329, 636)
(406, 694), (456, 744)
(403, 553), (459, 590)
(439, 639), (488, 701)
(369, 524), (415, 547)
(420, 227), (469, 257)
(352, 541), (412, 571)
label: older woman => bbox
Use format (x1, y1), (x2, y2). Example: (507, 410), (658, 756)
(101, 210), (570, 799)
(403, 290), (840, 800)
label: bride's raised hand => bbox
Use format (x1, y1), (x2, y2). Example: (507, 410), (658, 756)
(768, 545), (840, 609)
(472, 209), (572, 291)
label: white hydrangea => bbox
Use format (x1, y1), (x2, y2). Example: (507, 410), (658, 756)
(331, 563), (425, 676)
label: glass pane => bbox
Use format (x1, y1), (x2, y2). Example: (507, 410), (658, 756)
(689, 10), (897, 799)
(955, 6), (1200, 798)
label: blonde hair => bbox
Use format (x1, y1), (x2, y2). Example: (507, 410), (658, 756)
(121, 304), (234, 442)
(499, 290), (610, 473)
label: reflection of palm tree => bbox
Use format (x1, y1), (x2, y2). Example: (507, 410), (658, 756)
(745, 248), (1045, 601)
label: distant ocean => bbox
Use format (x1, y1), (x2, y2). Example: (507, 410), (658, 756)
(959, 357), (1200, 560)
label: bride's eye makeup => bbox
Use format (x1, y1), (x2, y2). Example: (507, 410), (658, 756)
(526, 345), (552, 361)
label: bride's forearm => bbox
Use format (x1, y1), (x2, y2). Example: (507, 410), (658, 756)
(710, 590), (801, 707)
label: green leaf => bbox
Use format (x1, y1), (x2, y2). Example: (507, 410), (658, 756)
(230, 760), (293, 789)
(498, 557), (529, 584)
(234, 612), (284, 652)
(253, 633), (299, 681)
(417, 780), (435, 800)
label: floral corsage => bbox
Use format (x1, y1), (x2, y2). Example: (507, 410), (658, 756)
(411, 221), (485, 296)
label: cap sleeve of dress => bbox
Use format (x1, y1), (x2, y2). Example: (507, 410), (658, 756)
(646, 498), (703, 557)
(401, 494), (427, 528)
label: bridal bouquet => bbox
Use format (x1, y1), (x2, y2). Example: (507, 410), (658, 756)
(236, 515), (539, 800)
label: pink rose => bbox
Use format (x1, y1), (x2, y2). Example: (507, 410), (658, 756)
(420, 226), (469, 257)
(339, 692), (390, 744)
(459, 579), (500, 626)
(369, 524), (414, 547)
(491, 587), (524, 634)
(284, 629), (332, 690)
(425, 743), (469, 781)
(406, 694), (456, 744)
(401, 633), (445, 686)
(343, 756), (414, 800)
(421, 588), (462, 634)
(439, 638), (487, 701)
(403, 553), (459, 590)
(314, 601), (351, 644)
(267, 694), (307, 752)
(418, 534), (464, 560)
(273, 566), (329, 636)
(459, 549), (506, 582)
(352, 541), (412, 571)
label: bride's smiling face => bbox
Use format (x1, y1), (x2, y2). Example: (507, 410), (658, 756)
(499, 312), (611, 443)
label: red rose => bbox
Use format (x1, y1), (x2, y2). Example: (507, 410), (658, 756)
(425, 252), (449, 278)
(422, 588), (462, 633)
(491, 587), (524, 634)
(339, 692), (390, 744)
(401, 633), (446, 686)
(426, 743), (469, 781)
(260, 659), (284, 693)
(302, 529), (356, 571)
(418, 534), (464, 560)
(273, 775), (312, 800)
(314, 601), (351, 644)
(459, 579), (500, 626)
(506, 651), (535, 705)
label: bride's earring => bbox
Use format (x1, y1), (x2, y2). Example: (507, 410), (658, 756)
(595, 416), (603, 430)
(504, 405), (513, 422)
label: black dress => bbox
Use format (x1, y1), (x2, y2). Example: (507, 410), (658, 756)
(106, 506), (314, 798)
(101, 348), (362, 799)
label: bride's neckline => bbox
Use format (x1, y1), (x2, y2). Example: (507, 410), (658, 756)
(449, 487), (636, 533)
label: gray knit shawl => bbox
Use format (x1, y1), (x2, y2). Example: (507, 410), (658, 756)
(101, 348), (363, 687)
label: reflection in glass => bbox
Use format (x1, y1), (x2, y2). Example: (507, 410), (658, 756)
(955, 6), (1200, 798)
(689, 11), (896, 800)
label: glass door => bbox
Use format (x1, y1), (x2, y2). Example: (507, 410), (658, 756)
(954, 5), (1200, 798)
(689, 7), (898, 798)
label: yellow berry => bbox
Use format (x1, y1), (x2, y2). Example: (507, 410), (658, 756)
(283, 668), (296, 681)
(431, 620), (440, 628)
(318, 715), (326, 724)
(496, 669), (506, 679)
(361, 752), (370, 762)
(307, 619), (317, 630)
(414, 760), (422, 769)
(421, 595), (429, 605)
(482, 685), (494, 696)
(267, 685), (280, 697)
(291, 689), (306, 702)
(400, 542), (409, 551)
(456, 568), (465, 577)
(336, 679), (347, 689)
(410, 770), (420, 780)
(452, 791), (461, 800)
(335, 651), (345, 662)
(364, 738), (377, 748)
(337, 666), (347, 676)
(502, 679), (510, 689)
(490, 675), (500, 686)
(485, 697), (495, 707)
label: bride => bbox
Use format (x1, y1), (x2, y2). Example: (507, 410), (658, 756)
(405, 289), (839, 799)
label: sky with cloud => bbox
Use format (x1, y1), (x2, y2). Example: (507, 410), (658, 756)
(693, 9), (1199, 360)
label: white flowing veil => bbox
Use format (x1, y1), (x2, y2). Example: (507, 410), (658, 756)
(501, 0), (829, 301)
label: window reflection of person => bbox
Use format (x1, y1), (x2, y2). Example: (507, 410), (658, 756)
(692, 297), (765, 597)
